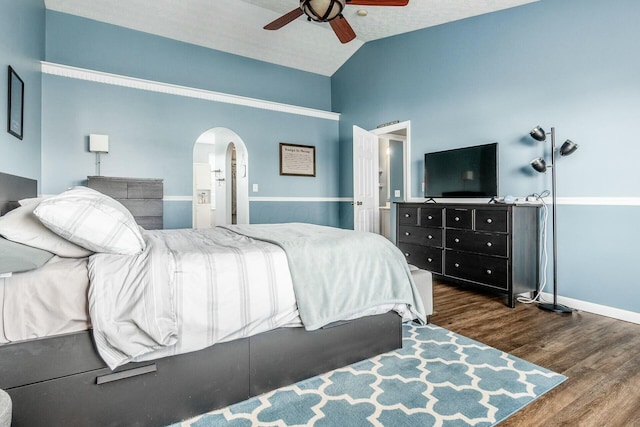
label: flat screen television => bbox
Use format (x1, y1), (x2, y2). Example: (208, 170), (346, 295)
(424, 142), (499, 198)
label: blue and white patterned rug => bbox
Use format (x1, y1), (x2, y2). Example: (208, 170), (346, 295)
(171, 323), (566, 426)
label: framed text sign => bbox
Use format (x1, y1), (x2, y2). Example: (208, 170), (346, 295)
(7, 66), (24, 140)
(279, 143), (316, 177)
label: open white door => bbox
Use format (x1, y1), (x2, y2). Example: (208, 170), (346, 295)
(353, 125), (379, 233)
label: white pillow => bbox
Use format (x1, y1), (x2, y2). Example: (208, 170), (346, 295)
(0, 199), (92, 258)
(34, 186), (146, 255)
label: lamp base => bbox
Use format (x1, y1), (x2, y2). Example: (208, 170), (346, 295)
(538, 302), (573, 314)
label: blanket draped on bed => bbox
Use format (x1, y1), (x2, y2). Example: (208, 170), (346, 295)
(222, 223), (426, 330)
(88, 228), (300, 369)
(88, 224), (425, 369)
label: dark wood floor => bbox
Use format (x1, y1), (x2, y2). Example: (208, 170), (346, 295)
(429, 281), (640, 427)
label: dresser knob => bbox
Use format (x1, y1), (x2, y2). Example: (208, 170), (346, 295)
(405, 213), (410, 218)
(486, 218), (493, 224)
(405, 232), (410, 236)
(427, 215), (433, 220)
(454, 217), (460, 221)
(486, 269), (492, 275)
(427, 257), (433, 262)
(454, 238), (460, 243)
(404, 253), (410, 257)
(427, 235), (433, 239)
(454, 263), (460, 268)
(486, 242), (492, 247)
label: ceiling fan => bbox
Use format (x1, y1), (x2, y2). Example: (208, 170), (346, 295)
(264, 0), (410, 44)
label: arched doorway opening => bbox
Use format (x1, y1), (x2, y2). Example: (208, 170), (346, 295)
(192, 128), (249, 228)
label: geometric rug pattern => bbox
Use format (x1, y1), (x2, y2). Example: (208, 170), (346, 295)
(171, 323), (566, 426)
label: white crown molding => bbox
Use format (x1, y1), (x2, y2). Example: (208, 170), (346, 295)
(40, 61), (340, 121)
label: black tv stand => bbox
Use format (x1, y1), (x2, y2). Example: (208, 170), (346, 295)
(396, 202), (540, 308)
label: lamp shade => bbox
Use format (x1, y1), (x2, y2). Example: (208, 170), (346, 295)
(301, 0), (345, 22)
(560, 139), (578, 156)
(530, 126), (547, 142)
(89, 134), (109, 153)
(530, 157), (547, 173)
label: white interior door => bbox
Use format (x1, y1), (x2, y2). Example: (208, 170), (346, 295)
(353, 125), (380, 233)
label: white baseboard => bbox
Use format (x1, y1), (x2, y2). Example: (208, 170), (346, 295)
(539, 292), (640, 325)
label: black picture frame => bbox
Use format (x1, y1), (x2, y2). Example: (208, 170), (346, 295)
(7, 66), (24, 140)
(279, 143), (316, 177)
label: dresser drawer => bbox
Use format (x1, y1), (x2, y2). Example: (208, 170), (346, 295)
(475, 209), (508, 233)
(398, 207), (419, 226)
(398, 243), (443, 274)
(398, 226), (442, 247)
(444, 251), (508, 290)
(445, 229), (508, 257)
(420, 207), (443, 227)
(446, 208), (473, 229)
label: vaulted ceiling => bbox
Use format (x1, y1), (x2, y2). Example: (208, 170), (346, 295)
(45, 0), (537, 76)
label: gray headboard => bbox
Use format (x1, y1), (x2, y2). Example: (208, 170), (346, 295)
(0, 172), (37, 215)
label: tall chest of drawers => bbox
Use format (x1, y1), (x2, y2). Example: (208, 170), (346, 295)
(397, 203), (540, 307)
(87, 176), (164, 230)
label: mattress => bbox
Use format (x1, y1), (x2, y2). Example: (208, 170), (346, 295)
(0, 256), (91, 344)
(0, 249), (408, 348)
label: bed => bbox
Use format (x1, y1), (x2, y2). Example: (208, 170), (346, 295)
(0, 172), (429, 426)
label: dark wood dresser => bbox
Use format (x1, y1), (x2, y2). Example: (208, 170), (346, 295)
(87, 176), (164, 230)
(396, 202), (540, 307)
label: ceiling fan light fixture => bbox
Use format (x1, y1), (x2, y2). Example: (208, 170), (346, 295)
(301, 0), (346, 22)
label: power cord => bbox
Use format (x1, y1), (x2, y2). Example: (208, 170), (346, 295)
(517, 190), (550, 304)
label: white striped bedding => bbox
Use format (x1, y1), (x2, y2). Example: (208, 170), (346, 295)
(89, 227), (301, 369)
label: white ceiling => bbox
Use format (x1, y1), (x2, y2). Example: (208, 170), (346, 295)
(45, 0), (537, 77)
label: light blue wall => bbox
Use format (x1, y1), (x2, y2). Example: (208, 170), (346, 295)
(42, 11), (340, 228)
(45, 11), (331, 111)
(0, 1), (45, 183)
(332, 0), (640, 313)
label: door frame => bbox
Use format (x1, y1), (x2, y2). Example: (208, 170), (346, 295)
(193, 127), (249, 227)
(370, 120), (411, 203)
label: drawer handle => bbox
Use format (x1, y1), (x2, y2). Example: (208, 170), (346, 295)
(427, 235), (433, 239)
(96, 364), (157, 385)
(454, 263), (460, 268)
(454, 238), (460, 243)
(405, 232), (410, 236)
(404, 252), (410, 257)
(486, 242), (493, 247)
(454, 217), (460, 221)
(486, 269), (492, 275)
(427, 215), (433, 220)
(405, 213), (411, 218)
(486, 218), (493, 224)
(427, 257), (433, 262)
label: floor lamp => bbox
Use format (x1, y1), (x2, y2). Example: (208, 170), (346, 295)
(529, 126), (578, 314)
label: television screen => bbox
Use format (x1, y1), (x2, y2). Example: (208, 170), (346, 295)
(424, 143), (499, 198)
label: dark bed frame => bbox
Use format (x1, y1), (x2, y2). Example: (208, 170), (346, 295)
(0, 172), (403, 426)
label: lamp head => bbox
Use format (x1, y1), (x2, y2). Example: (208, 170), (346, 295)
(530, 157), (547, 173)
(560, 139), (578, 156)
(529, 126), (547, 142)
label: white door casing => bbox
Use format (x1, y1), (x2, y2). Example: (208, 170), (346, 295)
(353, 125), (380, 233)
(193, 127), (249, 228)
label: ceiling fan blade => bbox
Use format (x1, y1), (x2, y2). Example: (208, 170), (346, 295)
(330, 16), (356, 44)
(346, 0), (409, 6)
(264, 8), (304, 30)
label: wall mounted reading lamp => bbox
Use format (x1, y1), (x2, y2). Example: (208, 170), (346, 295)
(529, 125), (578, 314)
(89, 134), (109, 176)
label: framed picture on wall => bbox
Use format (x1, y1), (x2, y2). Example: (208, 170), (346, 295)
(279, 143), (316, 177)
(7, 66), (24, 140)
